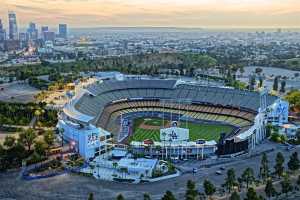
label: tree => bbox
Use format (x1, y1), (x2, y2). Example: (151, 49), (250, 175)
(44, 130), (55, 146)
(185, 180), (198, 200)
(88, 193), (94, 200)
(224, 168), (237, 193)
(280, 80), (286, 93)
(18, 129), (36, 152)
(249, 76), (256, 91)
(260, 153), (269, 182)
(34, 108), (44, 127)
(265, 179), (276, 199)
(273, 76), (279, 91)
(116, 194), (125, 200)
(143, 193), (151, 200)
(3, 136), (16, 149)
(281, 174), (293, 197)
(255, 67), (263, 74)
(258, 77), (263, 88)
(265, 124), (273, 138)
(245, 187), (259, 200)
(285, 90), (300, 110)
(229, 191), (240, 200)
(296, 129), (300, 142)
(112, 161), (118, 168)
(274, 152), (285, 178)
(241, 167), (255, 188)
(297, 175), (300, 186)
(288, 152), (300, 172)
(203, 179), (215, 198)
(161, 191), (176, 200)
(0, 144), (4, 156)
(34, 141), (48, 156)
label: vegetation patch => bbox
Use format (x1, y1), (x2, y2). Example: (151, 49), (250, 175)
(0, 101), (57, 127)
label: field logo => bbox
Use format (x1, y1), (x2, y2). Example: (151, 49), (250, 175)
(160, 127), (189, 142)
(169, 130), (178, 140)
(276, 102), (287, 115)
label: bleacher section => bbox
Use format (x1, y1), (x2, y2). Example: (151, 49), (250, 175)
(96, 100), (256, 137)
(71, 79), (278, 139)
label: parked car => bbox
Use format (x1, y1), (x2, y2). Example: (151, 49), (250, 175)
(216, 170), (222, 175)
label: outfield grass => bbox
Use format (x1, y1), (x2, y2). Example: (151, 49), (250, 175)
(129, 118), (234, 143)
(143, 118), (168, 126)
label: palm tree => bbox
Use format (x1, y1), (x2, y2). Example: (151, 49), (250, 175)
(88, 193), (94, 200)
(241, 167), (255, 189)
(33, 109), (42, 128)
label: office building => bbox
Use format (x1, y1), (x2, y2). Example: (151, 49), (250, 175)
(59, 24), (67, 39)
(19, 32), (28, 48)
(43, 31), (55, 42)
(0, 19), (6, 41)
(0, 19), (6, 51)
(8, 12), (18, 40)
(27, 22), (38, 41)
(41, 26), (49, 40)
(5, 39), (19, 51)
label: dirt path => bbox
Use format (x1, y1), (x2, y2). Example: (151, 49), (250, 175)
(138, 121), (177, 130)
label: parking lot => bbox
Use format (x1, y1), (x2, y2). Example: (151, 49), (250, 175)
(0, 82), (40, 103)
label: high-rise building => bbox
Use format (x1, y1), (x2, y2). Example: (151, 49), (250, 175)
(27, 22), (38, 41)
(0, 19), (6, 51)
(0, 19), (6, 41)
(19, 32), (28, 48)
(5, 40), (19, 51)
(43, 31), (55, 42)
(58, 24), (67, 39)
(41, 26), (49, 40)
(8, 12), (18, 40)
(41, 26), (48, 32)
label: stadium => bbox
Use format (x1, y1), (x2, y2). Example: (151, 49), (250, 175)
(57, 77), (288, 160)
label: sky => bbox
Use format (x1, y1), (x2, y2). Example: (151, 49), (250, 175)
(1, 0), (300, 28)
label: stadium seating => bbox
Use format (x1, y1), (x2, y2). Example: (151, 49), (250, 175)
(72, 79), (278, 138)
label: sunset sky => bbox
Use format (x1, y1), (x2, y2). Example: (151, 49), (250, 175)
(1, 0), (300, 28)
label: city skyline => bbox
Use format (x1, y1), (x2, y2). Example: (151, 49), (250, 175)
(1, 0), (300, 28)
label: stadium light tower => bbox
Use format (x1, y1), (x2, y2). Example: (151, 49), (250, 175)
(259, 88), (268, 112)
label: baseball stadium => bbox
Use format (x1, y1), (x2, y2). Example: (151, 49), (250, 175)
(58, 78), (288, 160)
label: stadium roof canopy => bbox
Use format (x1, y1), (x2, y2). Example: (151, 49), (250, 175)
(63, 101), (94, 123)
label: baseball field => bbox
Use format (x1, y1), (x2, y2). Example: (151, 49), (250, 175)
(128, 117), (234, 142)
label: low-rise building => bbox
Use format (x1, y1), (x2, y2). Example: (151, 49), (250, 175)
(279, 123), (299, 140)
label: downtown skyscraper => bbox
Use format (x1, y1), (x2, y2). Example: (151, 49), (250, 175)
(58, 24), (67, 39)
(27, 22), (38, 41)
(0, 19), (6, 51)
(0, 19), (6, 42)
(8, 12), (18, 40)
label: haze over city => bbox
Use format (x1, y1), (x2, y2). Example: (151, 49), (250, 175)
(1, 0), (300, 28)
